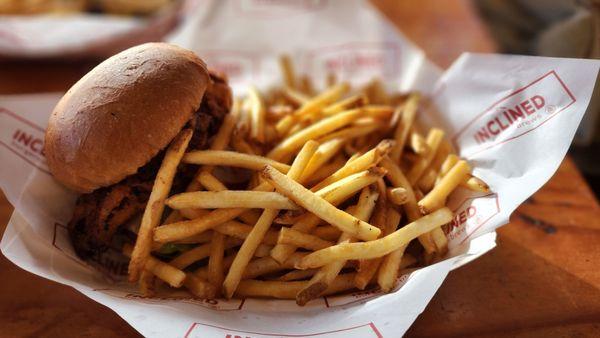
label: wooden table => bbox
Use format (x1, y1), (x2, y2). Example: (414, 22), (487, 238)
(1, 1), (599, 336)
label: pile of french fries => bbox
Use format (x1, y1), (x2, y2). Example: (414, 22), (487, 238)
(125, 55), (489, 305)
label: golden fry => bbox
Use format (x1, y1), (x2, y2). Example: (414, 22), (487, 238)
(387, 187), (408, 205)
(311, 139), (394, 191)
(419, 160), (471, 214)
(407, 128), (445, 184)
(248, 86), (266, 143)
(183, 150), (290, 173)
(277, 227), (334, 251)
(128, 129), (192, 282)
(223, 141), (317, 298)
(270, 169), (383, 263)
(268, 109), (362, 161)
(298, 208), (453, 269)
(279, 55), (297, 89)
(296, 187), (378, 305)
(390, 93), (419, 161)
(261, 165), (381, 241)
(166, 191), (299, 210)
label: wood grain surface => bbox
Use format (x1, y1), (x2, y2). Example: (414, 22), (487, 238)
(1, 1), (599, 337)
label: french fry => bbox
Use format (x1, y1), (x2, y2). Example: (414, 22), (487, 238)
(235, 273), (357, 299)
(208, 232), (225, 295)
(183, 150), (290, 173)
(298, 208), (453, 269)
(311, 226), (342, 241)
(124, 244), (187, 288)
(377, 244), (408, 292)
(296, 187), (378, 305)
(275, 114), (297, 137)
(298, 138), (345, 183)
(279, 55), (297, 89)
(322, 94), (368, 115)
(238, 209), (262, 225)
(261, 165), (381, 241)
(430, 139), (453, 172)
(231, 128), (257, 155)
(407, 128), (445, 184)
(166, 191), (300, 210)
(268, 109), (362, 161)
(179, 208), (210, 220)
(277, 227), (334, 251)
(417, 168), (437, 193)
(215, 220), (279, 246)
(169, 238), (241, 270)
(173, 231), (213, 244)
(294, 83), (350, 118)
(128, 129), (193, 282)
(390, 93), (419, 161)
(254, 244), (274, 258)
(185, 274), (217, 299)
(354, 187), (388, 290)
(144, 258), (187, 288)
(270, 169), (383, 263)
(274, 210), (305, 225)
(376, 208), (405, 292)
(317, 123), (381, 144)
(419, 160), (471, 214)
(243, 253), (307, 279)
(194, 255), (236, 280)
(310, 139), (394, 191)
(439, 153), (459, 178)
(248, 86), (266, 143)
(139, 270), (155, 297)
(409, 130), (429, 155)
(460, 175), (490, 192)
(380, 157), (437, 254)
(198, 171), (227, 192)
(314, 167), (385, 199)
(282, 87), (309, 106)
(363, 78), (389, 104)
(277, 269), (318, 282)
(184, 113), (237, 205)
(163, 211), (184, 225)
(387, 187), (408, 205)
(155, 206), (247, 243)
(303, 157), (345, 185)
(363, 105), (394, 119)
(223, 141), (318, 298)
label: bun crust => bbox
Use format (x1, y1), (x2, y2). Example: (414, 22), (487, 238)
(45, 43), (209, 193)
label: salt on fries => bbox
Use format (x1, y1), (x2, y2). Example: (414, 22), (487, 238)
(123, 55), (489, 303)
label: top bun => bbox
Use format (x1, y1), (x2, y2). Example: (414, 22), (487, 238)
(45, 43), (209, 193)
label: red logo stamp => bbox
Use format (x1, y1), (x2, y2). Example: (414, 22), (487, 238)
(184, 322), (382, 338)
(0, 107), (49, 174)
(444, 191), (500, 246)
(199, 50), (260, 84)
(233, 0), (327, 18)
(453, 71), (576, 157)
(306, 42), (400, 83)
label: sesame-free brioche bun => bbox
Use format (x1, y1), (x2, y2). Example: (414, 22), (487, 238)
(45, 43), (210, 193)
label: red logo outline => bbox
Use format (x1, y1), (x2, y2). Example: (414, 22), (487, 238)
(0, 107), (49, 174)
(452, 70), (576, 156)
(445, 192), (500, 245)
(306, 41), (401, 79)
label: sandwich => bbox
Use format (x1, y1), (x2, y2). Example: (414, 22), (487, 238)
(44, 43), (231, 265)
